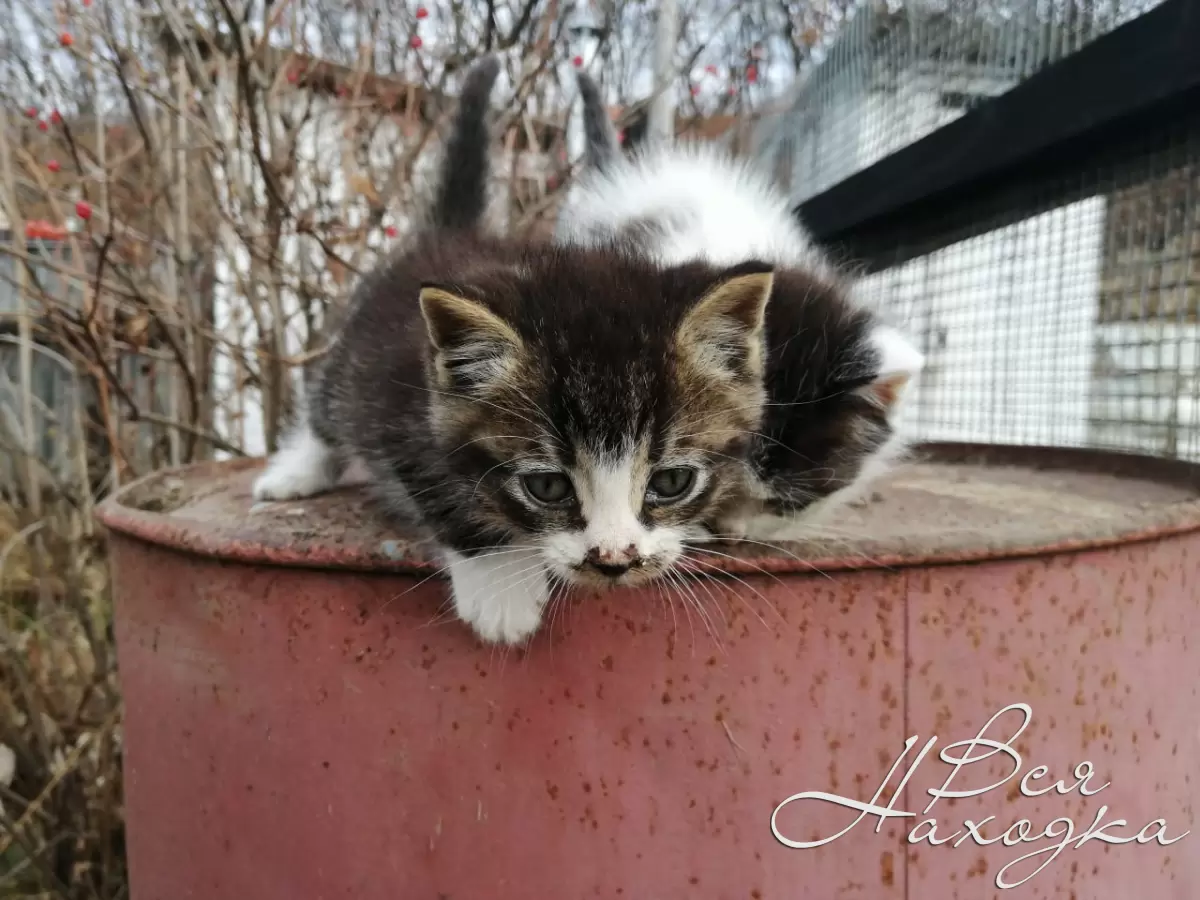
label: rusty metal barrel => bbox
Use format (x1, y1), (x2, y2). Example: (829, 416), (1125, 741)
(96, 444), (1200, 899)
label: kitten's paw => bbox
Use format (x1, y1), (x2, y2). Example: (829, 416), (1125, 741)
(251, 427), (338, 501)
(446, 548), (549, 645)
(252, 463), (336, 501)
(460, 591), (546, 645)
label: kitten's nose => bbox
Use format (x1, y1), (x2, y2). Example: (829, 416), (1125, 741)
(585, 545), (641, 577)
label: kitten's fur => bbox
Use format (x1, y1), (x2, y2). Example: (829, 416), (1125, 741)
(555, 73), (926, 540)
(253, 57), (784, 645)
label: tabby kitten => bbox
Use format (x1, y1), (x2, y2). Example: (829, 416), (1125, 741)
(253, 56), (780, 644)
(555, 72), (925, 540)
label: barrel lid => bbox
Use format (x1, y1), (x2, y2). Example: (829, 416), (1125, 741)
(95, 443), (1200, 575)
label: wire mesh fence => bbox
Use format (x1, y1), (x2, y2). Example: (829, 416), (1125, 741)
(780, 0), (1200, 462)
(775, 0), (1167, 204)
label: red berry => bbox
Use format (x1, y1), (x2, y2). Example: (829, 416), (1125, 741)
(47, 160), (61, 172)
(384, 225), (397, 237)
(82, 0), (92, 5)
(409, 35), (422, 49)
(75, 200), (92, 220)
(705, 65), (718, 75)
(50, 110), (62, 125)
(415, 6), (428, 18)
(60, 32), (74, 47)
(37, 121), (49, 132)
(746, 65), (758, 83)
(572, 55), (583, 67)
(25, 107), (38, 118)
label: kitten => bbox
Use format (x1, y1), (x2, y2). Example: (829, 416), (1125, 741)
(554, 72), (926, 541)
(252, 56), (781, 645)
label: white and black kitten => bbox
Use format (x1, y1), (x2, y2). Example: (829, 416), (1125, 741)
(556, 72), (926, 541)
(253, 57), (783, 644)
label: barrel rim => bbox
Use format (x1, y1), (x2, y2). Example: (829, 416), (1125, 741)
(94, 442), (1200, 576)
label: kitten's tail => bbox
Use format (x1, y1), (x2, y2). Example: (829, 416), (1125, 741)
(431, 54), (502, 231)
(576, 72), (621, 174)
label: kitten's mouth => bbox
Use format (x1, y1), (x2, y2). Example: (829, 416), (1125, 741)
(567, 562), (662, 589)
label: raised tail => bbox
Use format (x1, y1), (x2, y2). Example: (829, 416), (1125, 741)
(431, 54), (502, 230)
(576, 72), (621, 174)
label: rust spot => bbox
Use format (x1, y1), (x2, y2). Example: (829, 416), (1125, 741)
(880, 850), (894, 887)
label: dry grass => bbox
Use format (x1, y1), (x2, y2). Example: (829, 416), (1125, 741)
(0, 505), (125, 899)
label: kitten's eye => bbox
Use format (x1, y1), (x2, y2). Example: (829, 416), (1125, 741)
(647, 466), (697, 503)
(520, 472), (575, 505)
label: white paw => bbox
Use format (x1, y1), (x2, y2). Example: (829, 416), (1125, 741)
(252, 463), (335, 501)
(251, 425), (338, 501)
(446, 548), (549, 645)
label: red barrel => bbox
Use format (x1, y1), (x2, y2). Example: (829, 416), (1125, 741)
(97, 445), (1200, 899)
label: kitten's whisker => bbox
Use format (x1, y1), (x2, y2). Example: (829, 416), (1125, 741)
(679, 555), (780, 631)
(484, 559), (550, 599)
(399, 546), (538, 622)
(509, 383), (565, 441)
(655, 579), (679, 644)
(683, 543), (797, 595)
(683, 561), (729, 630)
(661, 568), (698, 653)
(679, 564), (731, 658)
(689, 535), (836, 582)
(469, 459), (515, 500)
(699, 531), (895, 571)
(664, 565), (722, 652)
(545, 573), (571, 643)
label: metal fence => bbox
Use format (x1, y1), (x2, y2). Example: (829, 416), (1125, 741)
(771, 0), (1166, 204)
(784, 0), (1200, 461)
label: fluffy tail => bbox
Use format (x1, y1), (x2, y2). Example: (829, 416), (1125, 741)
(576, 72), (621, 174)
(431, 54), (502, 230)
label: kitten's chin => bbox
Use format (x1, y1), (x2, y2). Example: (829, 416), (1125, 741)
(555, 561), (674, 591)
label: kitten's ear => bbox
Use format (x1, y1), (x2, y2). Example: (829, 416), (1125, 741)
(419, 284), (522, 390)
(857, 325), (924, 415)
(677, 261), (775, 381)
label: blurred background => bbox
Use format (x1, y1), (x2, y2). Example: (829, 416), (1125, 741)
(0, 0), (1194, 895)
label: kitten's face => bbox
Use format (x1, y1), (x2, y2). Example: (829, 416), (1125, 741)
(418, 253), (774, 587)
(496, 435), (739, 589)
